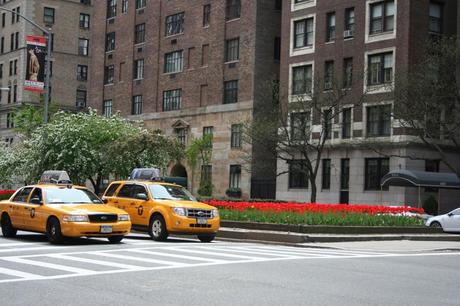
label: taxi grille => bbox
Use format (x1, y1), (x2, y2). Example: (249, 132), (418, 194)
(186, 209), (212, 219)
(88, 214), (117, 223)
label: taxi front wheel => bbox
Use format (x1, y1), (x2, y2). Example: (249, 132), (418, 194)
(108, 236), (124, 243)
(47, 217), (64, 244)
(197, 234), (215, 243)
(148, 215), (168, 241)
(1, 214), (17, 238)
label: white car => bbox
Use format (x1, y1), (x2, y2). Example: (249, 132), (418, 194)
(425, 208), (460, 232)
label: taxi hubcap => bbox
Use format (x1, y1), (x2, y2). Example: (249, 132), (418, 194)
(51, 226), (56, 236)
(152, 220), (162, 237)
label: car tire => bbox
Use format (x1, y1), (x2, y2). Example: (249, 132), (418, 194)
(47, 217), (64, 244)
(148, 215), (168, 241)
(430, 221), (443, 230)
(197, 234), (215, 243)
(108, 236), (124, 243)
(1, 214), (17, 238)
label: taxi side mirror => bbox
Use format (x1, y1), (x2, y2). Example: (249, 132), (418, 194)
(102, 198), (109, 204)
(30, 197), (42, 205)
(136, 193), (148, 201)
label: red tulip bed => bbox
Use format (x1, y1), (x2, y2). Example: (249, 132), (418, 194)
(0, 190), (15, 201)
(204, 200), (426, 226)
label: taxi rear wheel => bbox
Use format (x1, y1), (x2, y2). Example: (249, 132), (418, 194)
(108, 236), (124, 243)
(47, 217), (64, 244)
(197, 234), (215, 243)
(149, 215), (168, 241)
(1, 214), (17, 238)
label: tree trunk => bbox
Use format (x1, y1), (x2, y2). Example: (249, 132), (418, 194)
(88, 176), (97, 194)
(309, 176), (317, 203)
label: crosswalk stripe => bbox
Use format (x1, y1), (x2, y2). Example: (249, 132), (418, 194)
(0, 267), (44, 280)
(95, 251), (188, 267)
(124, 249), (228, 263)
(251, 246), (380, 256)
(163, 247), (266, 260)
(1, 257), (95, 274)
(47, 254), (144, 270)
(240, 246), (334, 257)
(0, 246), (68, 254)
(198, 246), (303, 258)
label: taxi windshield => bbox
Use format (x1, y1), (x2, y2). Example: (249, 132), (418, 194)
(44, 187), (103, 204)
(149, 184), (196, 201)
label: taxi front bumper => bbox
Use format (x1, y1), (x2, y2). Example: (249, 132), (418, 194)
(61, 221), (131, 237)
(167, 215), (220, 234)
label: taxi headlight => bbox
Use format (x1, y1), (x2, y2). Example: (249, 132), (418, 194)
(212, 209), (219, 218)
(118, 214), (130, 221)
(63, 214), (88, 222)
(172, 207), (186, 216)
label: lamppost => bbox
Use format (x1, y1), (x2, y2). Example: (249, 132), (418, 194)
(0, 6), (52, 124)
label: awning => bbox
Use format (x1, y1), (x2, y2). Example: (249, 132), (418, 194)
(381, 170), (460, 189)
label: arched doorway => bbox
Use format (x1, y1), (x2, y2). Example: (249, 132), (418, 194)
(169, 164), (188, 188)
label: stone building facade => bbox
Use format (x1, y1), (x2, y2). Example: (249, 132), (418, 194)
(0, 0), (92, 144)
(88, 0), (281, 198)
(277, 0), (460, 211)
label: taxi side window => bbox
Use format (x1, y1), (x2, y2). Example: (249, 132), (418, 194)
(117, 184), (134, 198)
(12, 187), (33, 203)
(105, 183), (121, 197)
(132, 184), (148, 199)
(29, 188), (43, 204)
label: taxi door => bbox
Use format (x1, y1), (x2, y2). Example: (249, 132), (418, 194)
(113, 183), (135, 212)
(9, 187), (34, 228)
(128, 184), (150, 226)
(23, 188), (47, 232)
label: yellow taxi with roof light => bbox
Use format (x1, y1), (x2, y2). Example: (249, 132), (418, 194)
(0, 171), (131, 244)
(102, 168), (220, 242)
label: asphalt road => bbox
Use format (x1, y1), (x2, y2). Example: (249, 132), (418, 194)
(0, 231), (459, 306)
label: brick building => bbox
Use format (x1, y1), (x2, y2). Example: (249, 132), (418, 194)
(0, 0), (92, 145)
(88, 0), (281, 198)
(277, 0), (460, 210)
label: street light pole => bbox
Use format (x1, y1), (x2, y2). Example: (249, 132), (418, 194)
(0, 6), (52, 124)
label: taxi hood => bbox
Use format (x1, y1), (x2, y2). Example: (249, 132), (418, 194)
(154, 200), (217, 210)
(48, 204), (126, 214)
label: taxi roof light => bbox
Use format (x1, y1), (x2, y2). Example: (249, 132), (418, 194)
(40, 170), (73, 186)
(129, 168), (162, 181)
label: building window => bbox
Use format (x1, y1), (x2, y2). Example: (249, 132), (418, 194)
(290, 112), (310, 140)
(341, 159), (350, 190)
(0, 63), (3, 79)
(231, 124), (242, 148)
(429, 2), (442, 34)
(342, 107), (352, 139)
(76, 90), (87, 108)
(369, 0), (395, 35)
(229, 165), (241, 188)
(326, 12), (336, 42)
(106, 32), (115, 52)
(425, 159), (440, 173)
(203, 126), (213, 136)
(135, 23), (145, 44)
(103, 100), (113, 117)
(104, 65), (114, 84)
(107, 0), (117, 19)
(77, 65), (88, 81)
(324, 61), (334, 90)
(6, 113), (14, 129)
(323, 109), (332, 140)
(164, 51), (183, 73)
(1, 37), (4, 53)
(294, 18), (314, 49)
(274, 37), (281, 61)
(14, 32), (19, 50)
(78, 38), (89, 56)
(292, 65), (312, 95)
(224, 80), (238, 104)
(365, 158), (389, 190)
(344, 7), (355, 37)
(203, 4), (211, 27)
(322, 159), (331, 190)
(132, 95), (143, 115)
(366, 104), (391, 137)
(122, 0), (129, 13)
(201, 44), (209, 66)
(165, 12), (184, 36)
(288, 160), (308, 189)
(226, 0), (241, 21)
(79, 13), (90, 29)
(133, 59), (144, 79)
(368, 52), (393, 86)
(343, 57), (353, 88)
(176, 128), (187, 145)
(44, 7), (55, 24)
(225, 38), (239, 62)
(163, 89), (182, 111)
(135, 0), (145, 9)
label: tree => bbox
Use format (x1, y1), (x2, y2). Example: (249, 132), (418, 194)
(11, 110), (183, 194)
(392, 36), (460, 176)
(245, 75), (365, 202)
(186, 134), (213, 196)
(0, 145), (16, 186)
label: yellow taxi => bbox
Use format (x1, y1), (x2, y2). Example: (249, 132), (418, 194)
(102, 168), (220, 242)
(0, 171), (131, 244)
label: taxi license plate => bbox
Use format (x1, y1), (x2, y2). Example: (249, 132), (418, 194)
(196, 218), (207, 225)
(100, 225), (113, 233)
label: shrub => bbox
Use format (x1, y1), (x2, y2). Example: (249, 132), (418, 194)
(225, 188), (241, 198)
(423, 195), (438, 215)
